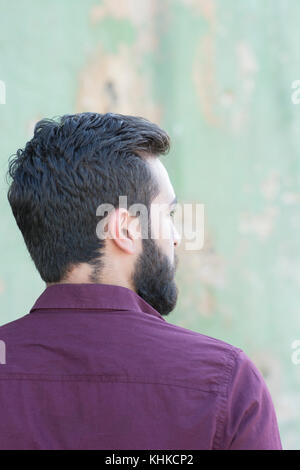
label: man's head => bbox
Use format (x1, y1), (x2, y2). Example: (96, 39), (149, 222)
(7, 112), (181, 316)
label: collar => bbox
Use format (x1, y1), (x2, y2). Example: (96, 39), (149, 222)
(29, 283), (166, 322)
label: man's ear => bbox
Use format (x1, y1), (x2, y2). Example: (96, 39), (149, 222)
(107, 208), (141, 254)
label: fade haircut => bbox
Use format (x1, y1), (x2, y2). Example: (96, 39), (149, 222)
(7, 112), (170, 283)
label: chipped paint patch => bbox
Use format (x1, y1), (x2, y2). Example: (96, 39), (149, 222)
(77, 0), (166, 120)
(175, 207), (226, 317)
(193, 35), (220, 126)
(237, 41), (259, 76)
(230, 42), (259, 132)
(261, 170), (281, 201)
(274, 257), (300, 286)
(238, 206), (278, 240)
(176, 206), (226, 288)
(191, 0), (219, 126)
(250, 350), (282, 404)
(281, 192), (300, 205)
(76, 42), (162, 121)
(181, 0), (216, 24)
(219, 89), (234, 108)
(90, 0), (162, 54)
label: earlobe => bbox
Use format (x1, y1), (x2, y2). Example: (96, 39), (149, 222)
(114, 235), (136, 255)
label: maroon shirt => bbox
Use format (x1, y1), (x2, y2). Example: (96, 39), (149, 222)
(0, 283), (282, 450)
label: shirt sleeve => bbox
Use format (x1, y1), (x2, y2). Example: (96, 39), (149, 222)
(219, 349), (283, 450)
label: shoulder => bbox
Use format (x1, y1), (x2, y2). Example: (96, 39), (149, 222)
(0, 314), (31, 335)
(212, 346), (282, 449)
(161, 319), (242, 358)
(149, 319), (244, 393)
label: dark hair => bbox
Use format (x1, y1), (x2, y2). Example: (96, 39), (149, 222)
(6, 112), (171, 283)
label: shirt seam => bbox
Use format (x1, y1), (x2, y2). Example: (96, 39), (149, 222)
(0, 373), (220, 393)
(28, 309), (165, 321)
(212, 348), (241, 450)
(30, 308), (134, 312)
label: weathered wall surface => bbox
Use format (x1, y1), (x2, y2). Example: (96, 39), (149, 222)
(1, 0), (300, 449)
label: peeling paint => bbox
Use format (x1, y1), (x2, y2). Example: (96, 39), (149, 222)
(230, 41), (259, 132)
(76, 0), (167, 120)
(187, 0), (220, 126)
(193, 34), (220, 126)
(90, 0), (162, 54)
(76, 42), (162, 121)
(219, 89), (234, 108)
(261, 170), (281, 201)
(274, 257), (300, 286)
(176, 207), (226, 318)
(238, 206), (279, 240)
(237, 41), (259, 76)
(250, 350), (282, 402)
(1, 0), (299, 448)
(281, 192), (300, 205)
(197, 288), (216, 317)
(181, 0), (216, 24)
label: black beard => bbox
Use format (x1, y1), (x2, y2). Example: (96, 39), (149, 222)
(131, 235), (179, 317)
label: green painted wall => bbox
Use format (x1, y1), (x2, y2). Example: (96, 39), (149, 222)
(1, 0), (300, 449)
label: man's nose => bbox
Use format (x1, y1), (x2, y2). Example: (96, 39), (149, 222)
(173, 225), (181, 248)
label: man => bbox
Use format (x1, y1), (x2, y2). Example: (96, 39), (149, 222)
(1, 112), (282, 449)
